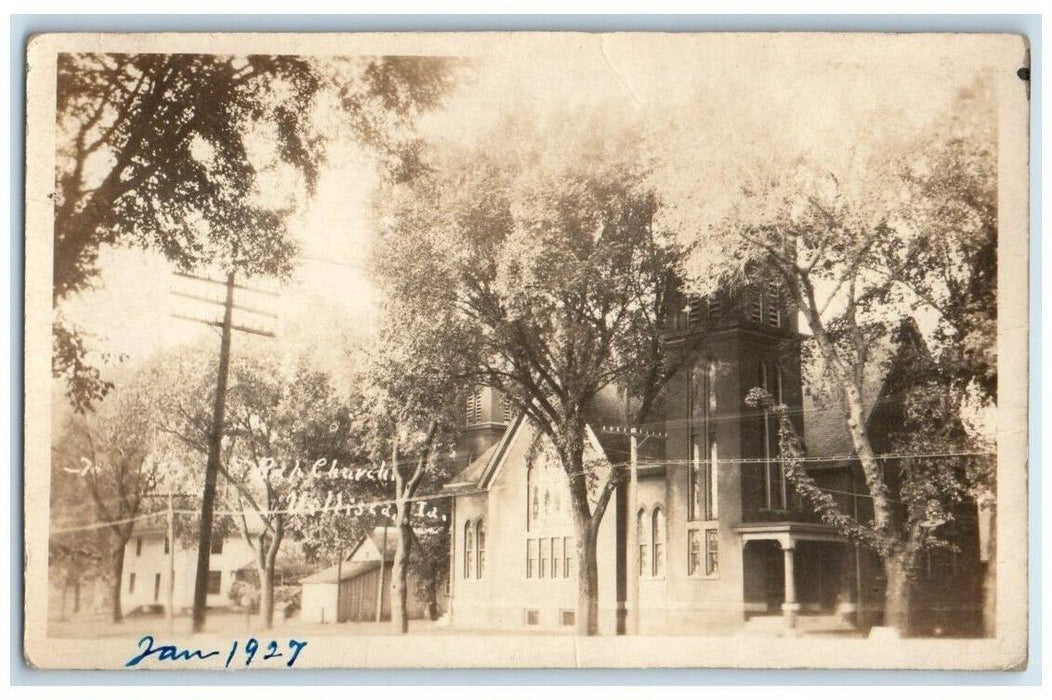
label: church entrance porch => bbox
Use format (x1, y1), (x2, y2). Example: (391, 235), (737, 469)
(735, 522), (852, 632)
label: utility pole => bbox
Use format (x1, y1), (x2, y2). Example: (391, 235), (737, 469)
(626, 428), (640, 635)
(599, 422), (660, 636)
(171, 270), (277, 634)
(167, 487), (175, 634)
(335, 548), (343, 623)
(375, 521), (388, 623)
(191, 271), (235, 633)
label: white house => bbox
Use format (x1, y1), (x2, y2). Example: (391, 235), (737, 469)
(120, 516), (259, 616)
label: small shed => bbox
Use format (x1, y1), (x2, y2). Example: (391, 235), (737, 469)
(301, 559), (392, 623)
(300, 527), (440, 624)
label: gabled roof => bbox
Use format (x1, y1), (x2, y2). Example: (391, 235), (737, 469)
(443, 413), (525, 494)
(801, 319), (932, 469)
(442, 415), (631, 495)
(342, 525), (399, 562)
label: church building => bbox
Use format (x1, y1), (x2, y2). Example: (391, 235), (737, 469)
(441, 286), (985, 636)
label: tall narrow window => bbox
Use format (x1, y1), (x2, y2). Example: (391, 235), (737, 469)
(563, 536), (573, 578)
(687, 529), (702, 576)
(476, 520), (486, 578)
(688, 455), (701, 522)
(759, 360), (775, 509)
(464, 521), (474, 579)
(773, 366), (787, 509)
(527, 539), (537, 579)
(551, 537), (559, 578)
(687, 294), (704, 327)
(705, 529), (719, 576)
(164, 535), (170, 555)
(154, 573), (161, 601)
(687, 364), (701, 522)
(207, 570), (222, 595)
(749, 296), (764, 323)
(766, 283), (782, 327)
(708, 294), (723, 320)
(707, 436), (719, 519)
(706, 361), (718, 520)
(210, 531), (223, 555)
(136, 537), (143, 557)
(637, 509), (649, 577)
(129, 573), (136, 594)
(539, 538), (549, 579)
(688, 361), (712, 522)
(652, 507), (666, 577)
(465, 389), (483, 424)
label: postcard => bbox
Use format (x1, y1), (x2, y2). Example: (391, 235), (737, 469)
(23, 31), (1030, 670)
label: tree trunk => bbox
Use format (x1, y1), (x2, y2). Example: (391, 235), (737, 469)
(60, 581), (69, 622)
(259, 565), (276, 629)
(575, 517), (600, 636)
(426, 578), (438, 621)
(110, 542), (127, 623)
(883, 552), (911, 636)
(391, 501), (413, 634)
(561, 436), (605, 637)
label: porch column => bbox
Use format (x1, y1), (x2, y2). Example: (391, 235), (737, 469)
(780, 540), (800, 628)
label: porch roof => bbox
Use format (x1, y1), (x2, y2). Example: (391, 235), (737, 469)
(732, 521), (846, 545)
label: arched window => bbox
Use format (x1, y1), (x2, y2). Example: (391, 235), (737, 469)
(652, 507), (666, 577)
(464, 521), (475, 579)
(637, 508), (649, 578)
(476, 519), (486, 578)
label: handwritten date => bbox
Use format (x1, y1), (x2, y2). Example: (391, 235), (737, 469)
(125, 635), (307, 668)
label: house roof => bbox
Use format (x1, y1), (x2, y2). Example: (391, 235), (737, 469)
(800, 319), (930, 469)
(300, 559), (381, 585)
(363, 526), (399, 560)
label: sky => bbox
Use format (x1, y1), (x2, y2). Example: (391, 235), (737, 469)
(57, 33), (1011, 405)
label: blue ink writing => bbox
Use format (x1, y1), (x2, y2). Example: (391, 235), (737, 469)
(127, 635), (307, 668)
(287, 640), (307, 667)
(125, 635), (220, 667)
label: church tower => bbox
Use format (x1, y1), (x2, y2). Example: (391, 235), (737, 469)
(455, 386), (514, 468)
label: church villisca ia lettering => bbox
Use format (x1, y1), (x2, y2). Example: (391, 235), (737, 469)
(441, 284), (985, 636)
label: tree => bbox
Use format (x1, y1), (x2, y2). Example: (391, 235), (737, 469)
(697, 83), (997, 634)
(372, 112), (693, 635)
(408, 524), (451, 620)
(359, 298), (468, 633)
(222, 356), (364, 628)
(51, 371), (164, 622)
(53, 53), (458, 411)
(874, 82), (999, 635)
(150, 344), (367, 629)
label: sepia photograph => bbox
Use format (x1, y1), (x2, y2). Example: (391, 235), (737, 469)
(21, 30), (1030, 670)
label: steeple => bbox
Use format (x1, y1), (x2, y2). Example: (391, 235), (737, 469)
(455, 386), (513, 468)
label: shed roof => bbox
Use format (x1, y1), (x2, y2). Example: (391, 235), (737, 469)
(300, 559), (381, 585)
